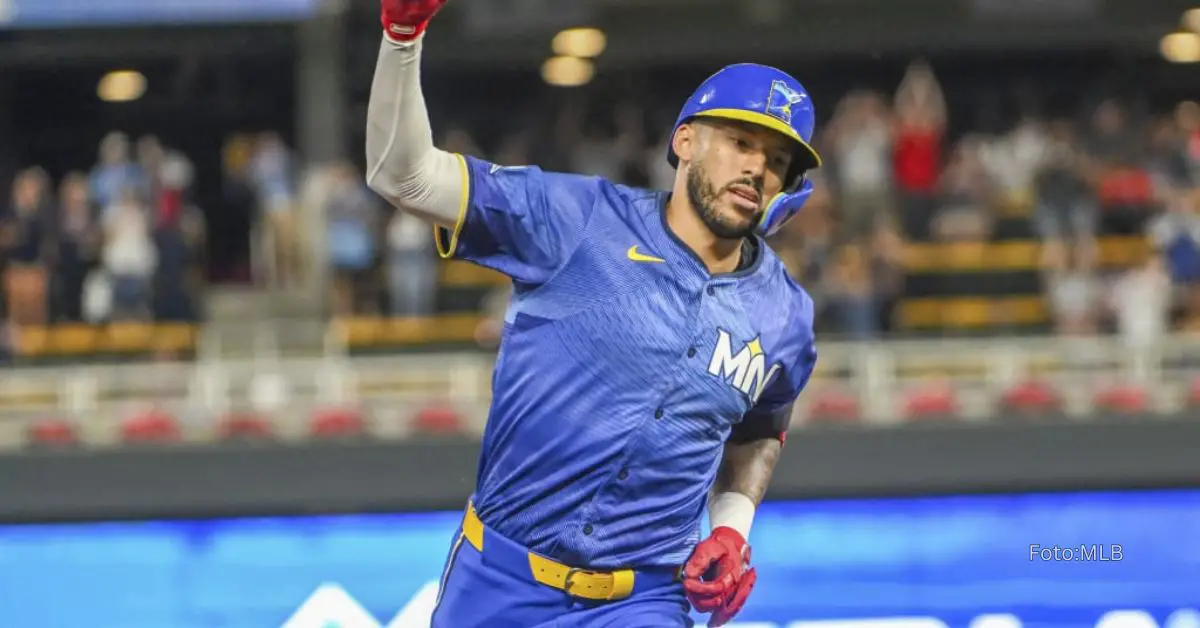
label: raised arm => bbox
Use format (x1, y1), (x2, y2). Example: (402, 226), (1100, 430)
(364, 0), (463, 228)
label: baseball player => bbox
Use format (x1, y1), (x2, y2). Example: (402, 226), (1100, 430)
(367, 1), (820, 626)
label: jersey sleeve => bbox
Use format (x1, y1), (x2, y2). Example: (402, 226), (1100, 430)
(730, 298), (818, 444)
(434, 155), (597, 286)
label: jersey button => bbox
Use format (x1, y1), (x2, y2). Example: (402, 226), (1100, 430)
(654, 407), (664, 419)
(687, 347), (697, 358)
(706, 286), (715, 296)
(583, 524), (594, 536)
(618, 468), (630, 480)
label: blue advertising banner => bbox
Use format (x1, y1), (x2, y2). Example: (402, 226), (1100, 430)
(0, 0), (320, 29)
(1, 489), (1197, 628)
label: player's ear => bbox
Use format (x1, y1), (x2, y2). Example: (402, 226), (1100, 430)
(672, 122), (699, 164)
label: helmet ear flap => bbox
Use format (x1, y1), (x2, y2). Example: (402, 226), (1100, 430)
(786, 168), (808, 194)
(757, 178), (814, 238)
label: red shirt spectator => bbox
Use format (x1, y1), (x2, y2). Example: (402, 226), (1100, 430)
(894, 124), (943, 194)
(892, 61), (946, 195)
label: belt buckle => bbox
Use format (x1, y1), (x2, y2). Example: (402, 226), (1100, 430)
(563, 567), (584, 594)
(563, 567), (602, 597)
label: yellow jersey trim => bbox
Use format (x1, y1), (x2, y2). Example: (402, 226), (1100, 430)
(434, 153), (471, 259)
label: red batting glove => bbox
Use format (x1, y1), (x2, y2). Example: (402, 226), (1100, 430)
(682, 526), (757, 627)
(381, 0), (450, 43)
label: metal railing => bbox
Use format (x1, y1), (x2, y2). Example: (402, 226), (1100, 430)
(3, 334), (1199, 448)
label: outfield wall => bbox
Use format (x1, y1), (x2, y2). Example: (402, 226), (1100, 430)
(2, 415), (1197, 522)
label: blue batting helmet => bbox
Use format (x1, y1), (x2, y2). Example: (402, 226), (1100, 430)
(667, 63), (822, 237)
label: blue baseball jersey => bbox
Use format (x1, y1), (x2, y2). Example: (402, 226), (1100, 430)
(434, 155), (818, 571)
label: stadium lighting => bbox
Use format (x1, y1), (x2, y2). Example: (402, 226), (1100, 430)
(551, 28), (607, 58)
(1186, 8), (1200, 33)
(1161, 32), (1200, 63)
(541, 56), (594, 87)
(97, 70), (147, 102)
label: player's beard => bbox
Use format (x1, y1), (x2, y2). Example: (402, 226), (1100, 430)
(686, 161), (760, 240)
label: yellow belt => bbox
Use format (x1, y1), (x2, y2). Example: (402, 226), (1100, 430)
(462, 502), (636, 601)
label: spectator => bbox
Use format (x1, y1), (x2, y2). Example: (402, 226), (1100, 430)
(494, 130), (532, 167)
(218, 135), (258, 282)
(1046, 257), (1100, 338)
(613, 102), (651, 188)
(1149, 191), (1200, 327)
(869, 218), (907, 334)
(474, 284), (511, 349)
(136, 135), (166, 190)
(1177, 101), (1200, 185)
(101, 187), (157, 321)
(1034, 120), (1097, 273)
(823, 243), (878, 339)
(2, 167), (53, 325)
(827, 91), (894, 238)
(778, 176), (835, 320)
(1085, 100), (1156, 235)
(441, 126), (484, 159)
(1147, 117), (1194, 196)
(1148, 187), (1200, 282)
(249, 132), (302, 286)
(570, 119), (625, 181)
(892, 60), (946, 240)
(153, 156), (203, 322)
(647, 129), (677, 191)
(1108, 256), (1171, 349)
(386, 211), (436, 317)
(325, 162), (380, 316)
(980, 115), (1049, 212)
(1086, 99), (1140, 168)
(933, 137), (994, 242)
(89, 132), (147, 210)
(51, 172), (101, 322)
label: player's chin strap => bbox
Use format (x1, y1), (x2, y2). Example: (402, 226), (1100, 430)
(757, 177), (814, 238)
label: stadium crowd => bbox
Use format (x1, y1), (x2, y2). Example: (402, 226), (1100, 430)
(2, 133), (206, 330)
(6, 61), (1200, 346)
(427, 61), (1200, 343)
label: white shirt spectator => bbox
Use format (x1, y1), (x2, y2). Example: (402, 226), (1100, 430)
(834, 119), (892, 194)
(982, 120), (1049, 196)
(102, 200), (157, 277)
(1048, 271), (1098, 324)
(388, 211), (429, 254)
(1109, 261), (1171, 348)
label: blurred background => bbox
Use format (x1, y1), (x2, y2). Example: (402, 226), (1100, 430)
(1, 0), (1200, 627)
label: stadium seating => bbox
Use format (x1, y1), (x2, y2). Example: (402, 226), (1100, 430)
(25, 417), (80, 448)
(412, 404), (466, 435)
(1093, 384), (1150, 415)
(216, 412), (275, 442)
(1000, 379), (1064, 417)
(309, 407), (368, 439)
(806, 388), (862, 423)
(120, 410), (182, 444)
(1185, 376), (1200, 408)
(897, 236), (1151, 334)
(903, 384), (960, 421)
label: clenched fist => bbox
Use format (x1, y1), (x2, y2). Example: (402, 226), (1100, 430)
(381, 0), (450, 43)
(682, 527), (757, 627)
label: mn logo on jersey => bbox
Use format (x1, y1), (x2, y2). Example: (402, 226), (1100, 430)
(765, 80), (805, 125)
(707, 329), (781, 402)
